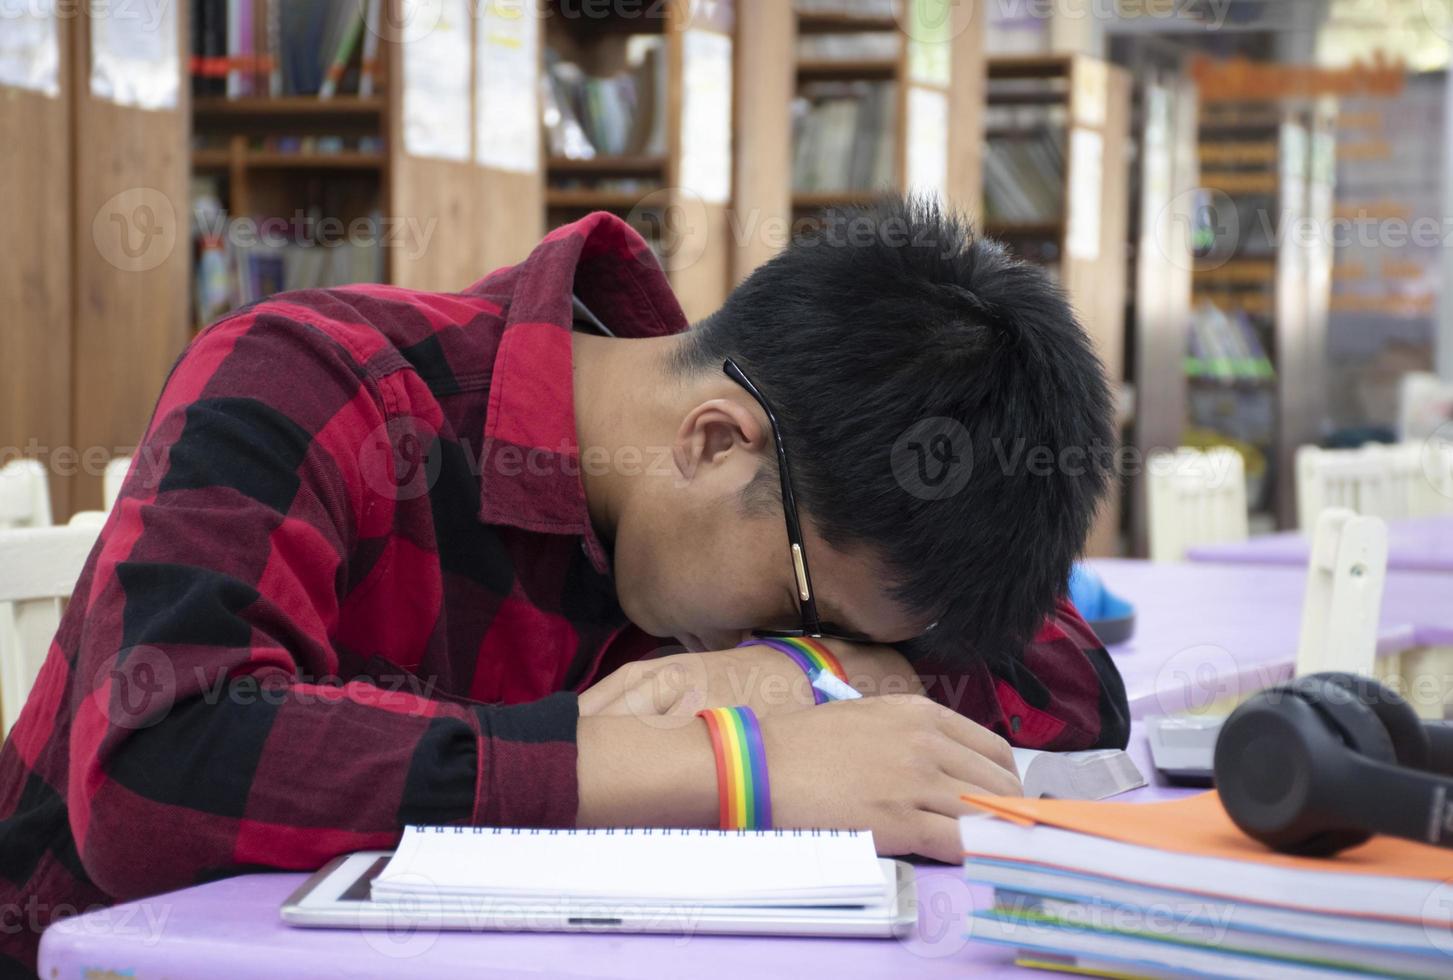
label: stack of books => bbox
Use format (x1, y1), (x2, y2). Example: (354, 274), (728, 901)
(983, 127), (1066, 225)
(791, 82), (897, 193)
(191, 0), (383, 99)
(1187, 303), (1276, 382)
(959, 792), (1453, 979)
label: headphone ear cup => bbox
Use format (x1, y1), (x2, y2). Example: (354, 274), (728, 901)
(1214, 684), (1367, 856)
(1313, 672), (1430, 771)
(1216, 677), (1398, 857)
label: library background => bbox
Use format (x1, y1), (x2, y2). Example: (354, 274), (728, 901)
(3, 0), (1453, 557)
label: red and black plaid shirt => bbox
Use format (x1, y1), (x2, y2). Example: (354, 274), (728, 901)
(0, 213), (1126, 972)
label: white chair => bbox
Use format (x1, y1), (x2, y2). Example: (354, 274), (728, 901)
(103, 455), (133, 512)
(0, 523), (101, 736)
(1400, 439), (1453, 517)
(1296, 444), (1409, 530)
(0, 459), (53, 529)
(1147, 447), (1250, 562)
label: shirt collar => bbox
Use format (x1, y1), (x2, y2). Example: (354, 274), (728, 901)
(474, 213), (688, 573)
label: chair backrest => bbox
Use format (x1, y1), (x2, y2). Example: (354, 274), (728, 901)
(0, 523), (100, 736)
(1297, 444), (1419, 529)
(1398, 371), (1453, 442)
(1403, 439), (1453, 517)
(103, 455), (133, 512)
(0, 460), (53, 530)
(1147, 447), (1250, 562)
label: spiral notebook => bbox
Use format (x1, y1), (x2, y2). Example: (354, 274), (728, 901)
(281, 826), (917, 937)
(372, 826), (886, 907)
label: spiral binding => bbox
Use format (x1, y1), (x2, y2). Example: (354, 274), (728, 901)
(421, 827), (853, 837)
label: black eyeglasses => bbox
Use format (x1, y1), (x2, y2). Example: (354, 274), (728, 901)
(723, 358), (871, 644)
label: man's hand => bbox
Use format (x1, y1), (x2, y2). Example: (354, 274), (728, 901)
(577, 693), (1022, 863)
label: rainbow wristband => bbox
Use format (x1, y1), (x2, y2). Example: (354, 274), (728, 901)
(744, 637), (859, 703)
(697, 706), (772, 830)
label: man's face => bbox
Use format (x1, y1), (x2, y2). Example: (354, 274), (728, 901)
(608, 417), (930, 653)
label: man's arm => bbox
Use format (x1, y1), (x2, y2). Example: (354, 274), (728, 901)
(68, 308), (578, 901)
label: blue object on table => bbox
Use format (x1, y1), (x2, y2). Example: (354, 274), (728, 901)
(1069, 564), (1136, 645)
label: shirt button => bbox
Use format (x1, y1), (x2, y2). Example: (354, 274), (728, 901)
(1010, 715), (1022, 734)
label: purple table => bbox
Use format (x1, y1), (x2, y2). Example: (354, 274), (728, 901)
(1088, 558), (1453, 717)
(1186, 515), (1453, 573)
(41, 559), (1449, 977)
(39, 733), (1189, 979)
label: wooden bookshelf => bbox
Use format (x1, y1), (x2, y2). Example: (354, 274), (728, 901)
(983, 54), (1132, 556)
(1190, 101), (1335, 529)
(541, 0), (735, 322)
(189, 0), (546, 310)
(780, 0), (986, 222)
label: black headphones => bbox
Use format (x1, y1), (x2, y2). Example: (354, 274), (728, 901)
(1214, 672), (1453, 856)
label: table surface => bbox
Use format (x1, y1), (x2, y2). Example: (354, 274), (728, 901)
(1186, 515), (1453, 573)
(39, 557), (1453, 977)
(39, 733), (1188, 979)
(1088, 558), (1453, 718)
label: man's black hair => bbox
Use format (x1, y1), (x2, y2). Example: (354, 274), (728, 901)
(674, 196), (1115, 665)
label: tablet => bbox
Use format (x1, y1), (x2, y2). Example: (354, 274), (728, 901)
(281, 851), (918, 939)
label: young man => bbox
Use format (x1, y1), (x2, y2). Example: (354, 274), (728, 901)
(0, 199), (1125, 972)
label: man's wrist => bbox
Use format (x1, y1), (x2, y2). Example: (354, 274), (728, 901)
(815, 639), (927, 698)
(576, 714), (719, 828)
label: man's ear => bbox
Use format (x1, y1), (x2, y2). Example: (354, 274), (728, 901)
(672, 398), (768, 484)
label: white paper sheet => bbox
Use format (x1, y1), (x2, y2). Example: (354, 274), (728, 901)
(906, 86), (948, 203)
(475, 0), (540, 173)
(402, 0), (471, 161)
(89, 0), (180, 109)
(1067, 128), (1104, 261)
(680, 30), (733, 205)
(0, 0), (60, 97)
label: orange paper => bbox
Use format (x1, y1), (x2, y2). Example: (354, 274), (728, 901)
(962, 791), (1453, 882)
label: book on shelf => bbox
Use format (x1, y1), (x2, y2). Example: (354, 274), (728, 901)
(232, 236), (383, 304)
(191, 0), (379, 100)
(189, 178), (384, 328)
(791, 81), (897, 194)
(544, 38), (666, 162)
(796, 31), (900, 62)
(1188, 302), (1275, 381)
(983, 127), (1066, 225)
(793, 0), (896, 17)
(960, 792), (1453, 980)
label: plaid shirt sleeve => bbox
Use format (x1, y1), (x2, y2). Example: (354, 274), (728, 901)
(914, 598), (1130, 751)
(67, 309), (579, 902)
